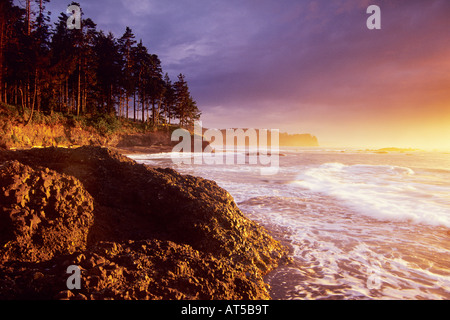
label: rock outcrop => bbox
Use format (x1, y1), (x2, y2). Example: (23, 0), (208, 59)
(0, 161), (94, 263)
(0, 146), (290, 300)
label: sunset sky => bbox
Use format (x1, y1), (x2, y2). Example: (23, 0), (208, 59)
(47, 0), (450, 149)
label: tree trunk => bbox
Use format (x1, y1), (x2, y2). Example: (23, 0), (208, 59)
(151, 99), (155, 127)
(65, 77), (68, 113)
(26, 0), (31, 36)
(83, 70), (87, 114)
(120, 94), (123, 118)
(19, 87), (25, 117)
(14, 82), (18, 106)
(108, 84), (112, 113)
(155, 100), (161, 127)
(71, 80), (75, 114)
(133, 91), (136, 122)
(35, 70), (41, 112)
(0, 19), (4, 104)
(77, 64), (81, 116)
(25, 72), (37, 126)
(141, 94), (144, 123)
(26, 80), (30, 110)
(126, 93), (129, 119)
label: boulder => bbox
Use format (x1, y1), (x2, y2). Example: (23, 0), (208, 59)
(0, 160), (94, 263)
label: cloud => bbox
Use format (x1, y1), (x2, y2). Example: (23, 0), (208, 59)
(45, 0), (450, 146)
(120, 0), (154, 16)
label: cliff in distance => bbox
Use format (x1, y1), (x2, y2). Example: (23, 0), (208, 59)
(205, 129), (319, 147)
(279, 133), (319, 147)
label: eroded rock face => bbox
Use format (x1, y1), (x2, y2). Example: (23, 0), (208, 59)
(0, 147), (290, 300)
(0, 160), (94, 263)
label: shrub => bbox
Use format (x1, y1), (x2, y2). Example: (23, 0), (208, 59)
(87, 113), (122, 136)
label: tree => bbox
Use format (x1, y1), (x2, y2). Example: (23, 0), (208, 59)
(173, 74), (200, 127)
(30, 0), (51, 115)
(94, 31), (122, 114)
(3, 0), (48, 122)
(0, 0), (22, 103)
(0, 0), (201, 127)
(49, 3), (98, 116)
(118, 26), (136, 119)
(77, 17), (98, 115)
(50, 12), (77, 113)
(162, 73), (176, 124)
(146, 55), (164, 127)
(67, 3), (98, 116)
(132, 40), (151, 123)
(131, 40), (164, 125)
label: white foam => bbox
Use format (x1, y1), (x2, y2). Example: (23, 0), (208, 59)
(293, 163), (450, 228)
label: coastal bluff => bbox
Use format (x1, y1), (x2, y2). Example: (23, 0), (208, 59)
(0, 146), (290, 300)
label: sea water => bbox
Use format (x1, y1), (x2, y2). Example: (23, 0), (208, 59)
(129, 148), (450, 300)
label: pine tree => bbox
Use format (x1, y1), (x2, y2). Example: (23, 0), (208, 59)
(162, 73), (176, 125)
(174, 74), (200, 127)
(30, 0), (51, 115)
(0, 0), (21, 103)
(132, 40), (151, 122)
(0, 0), (201, 128)
(94, 31), (122, 114)
(50, 12), (76, 113)
(78, 17), (98, 115)
(146, 54), (164, 127)
(118, 27), (137, 119)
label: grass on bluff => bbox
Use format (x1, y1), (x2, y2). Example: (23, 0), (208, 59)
(0, 102), (180, 134)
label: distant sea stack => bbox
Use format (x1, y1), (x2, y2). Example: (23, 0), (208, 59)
(0, 146), (291, 300)
(279, 133), (319, 147)
(207, 129), (319, 147)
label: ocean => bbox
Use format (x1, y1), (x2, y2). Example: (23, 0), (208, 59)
(128, 148), (450, 300)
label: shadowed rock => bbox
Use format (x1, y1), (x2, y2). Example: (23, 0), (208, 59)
(0, 146), (290, 300)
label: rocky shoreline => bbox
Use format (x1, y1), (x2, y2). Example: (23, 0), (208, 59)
(0, 146), (291, 300)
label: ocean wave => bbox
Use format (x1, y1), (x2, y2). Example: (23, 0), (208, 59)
(292, 163), (450, 228)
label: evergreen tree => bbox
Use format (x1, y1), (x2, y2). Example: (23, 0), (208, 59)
(0, 0), (201, 127)
(174, 74), (200, 127)
(50, 12), (76, 113)
(162, 73), (176, 125)
(94, 31), (122, 114)
(146, 54), (164, 127)
(132, 40), (152, 122)
(77, 17), (98, 115)
(0, 0), (24, 104)
(32, 0), (51, 115)
(118, 26), (136, 119)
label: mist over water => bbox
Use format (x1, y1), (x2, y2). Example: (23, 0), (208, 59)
(130, 148), (450, 300)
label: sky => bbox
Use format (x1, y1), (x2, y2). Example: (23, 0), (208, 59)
(44, 0), (450, 149)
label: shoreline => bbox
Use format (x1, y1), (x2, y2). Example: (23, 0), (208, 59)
(115, 144), (299, 300)
(112, 145), (175, 155)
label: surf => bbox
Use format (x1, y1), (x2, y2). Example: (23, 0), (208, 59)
(292, 162), (450, 228)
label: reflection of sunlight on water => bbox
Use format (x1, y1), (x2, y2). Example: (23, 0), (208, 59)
(130, 150), (450, 300)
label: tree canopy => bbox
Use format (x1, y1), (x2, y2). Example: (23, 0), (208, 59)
(0, 0), (200, 128)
